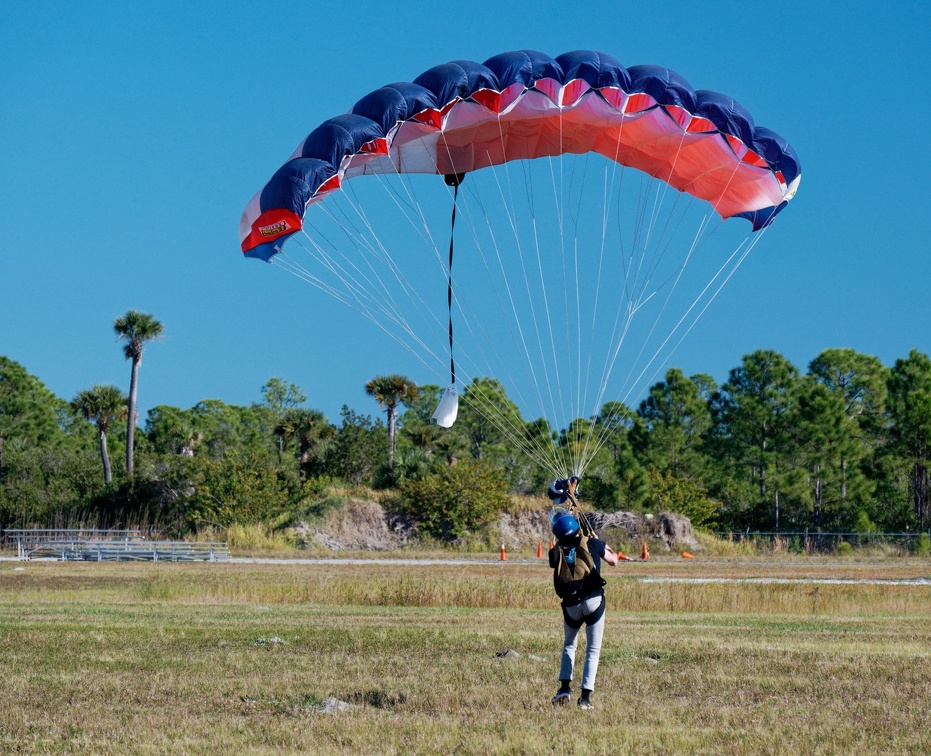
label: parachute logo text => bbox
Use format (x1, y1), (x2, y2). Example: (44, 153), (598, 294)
(260, 220), (290, 238)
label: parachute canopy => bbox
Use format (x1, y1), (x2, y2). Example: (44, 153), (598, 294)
(238, 50), (801, 480)
(240, 49), (800, 261)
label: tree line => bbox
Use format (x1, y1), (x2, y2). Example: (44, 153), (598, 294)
(1, 312), (930, 537)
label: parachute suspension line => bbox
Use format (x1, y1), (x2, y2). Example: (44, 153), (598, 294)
(573, 125), (631, 477)
(627, 224), (769, 396)
(578, 175), (654, 462)
(450, 159), (566, 477)
(498, 157), (569, 472)
(583, 176), (653, 422)
(272, 243), (440, 378)
(421, 133), (557, 447)
(542, 153), (575, 469)
(376, 150), (560, 475)
(576, 221), (764, 474)
(290, 220), (416, 341)
(319, 193), (428, 330)
(579, 211), (717, 471)
(576, 131), (694, 469)
(575, 219), (706, 474)
(437, 219), (562, 473)
(510, 146), (565, 443)
(595, 153), (751, 421)
(438, 151), (550, 469)
(289, 168), (479, 389)
(556, 106), (581, 474)
(375, 130), (559, 477)
(447, 193), (542, 417)
(639, 132), (690, 280)
(308, 187), (450, 367)
(444, 174), (464, 387)
(609, 201), (710, 402)
(563, 151), (588, 475)
(487, 162), (566, 474)
(519, 156), (571, 472)
(401, 137), (569, 471)
(288, 169), (568, 479)
(316, 181), (434, 329)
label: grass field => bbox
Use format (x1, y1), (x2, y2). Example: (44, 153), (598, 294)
(1, 555), (930, 754)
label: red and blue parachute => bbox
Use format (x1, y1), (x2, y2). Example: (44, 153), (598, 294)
(240, 50), (798, 260)
(238, 50), (800, 478)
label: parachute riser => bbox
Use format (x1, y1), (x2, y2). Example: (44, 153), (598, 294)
(564, 491), (597, 540)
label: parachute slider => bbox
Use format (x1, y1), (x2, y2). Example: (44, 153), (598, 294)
(432, 384), (459, 428)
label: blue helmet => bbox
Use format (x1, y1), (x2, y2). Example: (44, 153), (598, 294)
(552, 512), (580, 541)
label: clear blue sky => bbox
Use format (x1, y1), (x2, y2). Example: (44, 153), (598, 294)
(2, 0), (929, 426)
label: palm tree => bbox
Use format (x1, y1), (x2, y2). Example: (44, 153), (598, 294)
(114, 310), (163, 477)
(71, 385), (128, 483)
(273, 408), (333, 482)
(365, 374), (419, 465)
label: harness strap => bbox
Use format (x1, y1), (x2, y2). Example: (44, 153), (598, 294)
(562, 595), (606, 629)
(565, 491), (596, 539)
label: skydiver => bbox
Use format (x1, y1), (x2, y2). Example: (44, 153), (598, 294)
(548, 477), (619, 710)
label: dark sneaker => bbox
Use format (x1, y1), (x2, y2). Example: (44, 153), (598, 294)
(552, 690), (571, 705)
(577, 696), (594, 710)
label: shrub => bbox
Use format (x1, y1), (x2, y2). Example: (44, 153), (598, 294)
(837, 540), (854, 556)
(187, 451), (293, 528)
(646, 467), (719, 527)
(228, 523), (296, 550)
(917, 533), (931, 557)
(853, 510), (877, 534)
(397, 460), (509, 541)
(296, 493), (347, 524)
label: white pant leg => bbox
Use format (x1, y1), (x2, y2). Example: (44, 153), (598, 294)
(581, 609), (605, 691)
(559, 621), (581, 681)
(559, 595), (604, 685)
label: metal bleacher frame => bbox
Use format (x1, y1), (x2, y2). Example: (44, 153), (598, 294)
(2, 529), (230, 562)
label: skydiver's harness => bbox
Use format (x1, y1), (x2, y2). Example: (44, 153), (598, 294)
(550, 491), (606, 628)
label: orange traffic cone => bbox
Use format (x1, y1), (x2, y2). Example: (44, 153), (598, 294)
(537, 540), (543, 559)
(641, 541), (650, 561)
(682, 551), (694, 559)
(617, 551), (632, 562)
(500, 543), (507, 561)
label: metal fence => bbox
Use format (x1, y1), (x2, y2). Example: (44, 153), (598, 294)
(715, 530), (931, 552)
(1, 528), (229, 562)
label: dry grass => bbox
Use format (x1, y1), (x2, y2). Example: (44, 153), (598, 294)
(1, 558), (930, 754)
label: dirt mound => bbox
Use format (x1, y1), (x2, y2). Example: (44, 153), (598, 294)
(499, 510), (552, 547)
(591, 511), (698, 551)
(297, 498), (697, 552)
(503, 509), (698, 551)
(294, 499), (416, 551)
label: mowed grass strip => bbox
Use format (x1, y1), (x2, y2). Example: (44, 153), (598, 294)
(1, 560), (930, 754)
